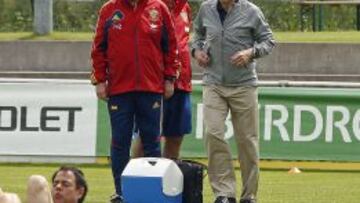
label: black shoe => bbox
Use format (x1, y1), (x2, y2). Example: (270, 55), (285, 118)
(214, 196), (236, 203)
(110, 194), (123, 203)
(240, 199), (256, 203)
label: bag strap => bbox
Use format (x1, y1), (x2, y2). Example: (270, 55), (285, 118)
(172, 159), (208, 179)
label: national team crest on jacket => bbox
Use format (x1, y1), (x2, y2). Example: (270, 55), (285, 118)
(148, 8), (160, 30)
(149, 8), (160, 23)
(111, 10), (124, 30)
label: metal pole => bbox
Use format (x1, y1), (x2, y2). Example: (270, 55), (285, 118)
(300, 4), (305, 31)
(33, 0), (53, 35)
(3, 78), (360, 89)
(318, 4), (324, 31)
(312, 4), (317, 31)
(357, 5), (360, 31)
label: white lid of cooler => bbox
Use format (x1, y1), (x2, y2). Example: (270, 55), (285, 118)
(122, 157), (183, 196)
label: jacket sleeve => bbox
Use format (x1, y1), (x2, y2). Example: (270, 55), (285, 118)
(187, 3), (192, 29)
(191, 3), (206, 56)
(173, 0), (187, 16)
(90, 7), (108, 85)
(161, 5), (180, 79)
(252, 8), (275, 59)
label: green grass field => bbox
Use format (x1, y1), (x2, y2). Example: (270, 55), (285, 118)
(1, 162), (360, 203)
(1, 30), (360, 202)
(1, 31), (360, 43)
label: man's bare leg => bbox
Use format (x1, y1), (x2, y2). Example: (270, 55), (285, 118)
(163, 136), (183, 159)
(27, 175), (53, 203)
(131, 136), (144, 158)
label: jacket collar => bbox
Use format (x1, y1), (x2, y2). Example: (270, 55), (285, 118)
(122, 0), (147, 8)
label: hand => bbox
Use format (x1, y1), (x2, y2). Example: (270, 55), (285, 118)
(230, 48), (254, 67)
(194, 49), (210, 68)
(164, 80), (174, 99)
(96, 82), (108, 100)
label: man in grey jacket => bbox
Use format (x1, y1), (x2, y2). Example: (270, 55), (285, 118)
(192, 0), (275, 202)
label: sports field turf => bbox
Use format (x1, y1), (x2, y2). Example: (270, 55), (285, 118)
(1, 31), (360, 202)
(1, 162), (360, 203)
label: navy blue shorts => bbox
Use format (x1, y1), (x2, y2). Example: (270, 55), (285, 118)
(162, 90), (192, 137)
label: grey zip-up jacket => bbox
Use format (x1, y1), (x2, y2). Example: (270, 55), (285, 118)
(192, 0), (275, 86)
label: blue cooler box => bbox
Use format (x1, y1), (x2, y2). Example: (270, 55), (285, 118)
(121, 158), (183, 203)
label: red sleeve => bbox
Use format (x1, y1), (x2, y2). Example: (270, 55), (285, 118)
(173, 0), (187, 16)
(90, 7), (108, 85)
(161, 5), (180, 79)
(186, 3), (192, 28)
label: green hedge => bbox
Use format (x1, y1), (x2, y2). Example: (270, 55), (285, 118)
(0, 0), (107, 32)
(251, 0), (358, 31)
(0, 0), (358, 32)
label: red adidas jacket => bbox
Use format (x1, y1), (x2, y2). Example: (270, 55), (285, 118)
(164, 0), (192, 92)
(91, 0), (179, 96)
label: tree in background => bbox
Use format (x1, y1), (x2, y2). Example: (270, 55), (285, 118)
(0, 0), (357, 32)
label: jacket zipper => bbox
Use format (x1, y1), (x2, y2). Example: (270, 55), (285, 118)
(134, 6), (140, 90)
(221, 23), (225, 84)
(220, 7), (233, 84)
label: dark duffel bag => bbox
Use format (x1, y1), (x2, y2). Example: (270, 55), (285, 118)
(174, 160), (207, 203)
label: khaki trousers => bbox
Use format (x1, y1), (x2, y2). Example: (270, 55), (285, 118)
(203, 85), (259, 201)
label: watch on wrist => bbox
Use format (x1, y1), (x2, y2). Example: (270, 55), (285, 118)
(165, 76), (176, 83)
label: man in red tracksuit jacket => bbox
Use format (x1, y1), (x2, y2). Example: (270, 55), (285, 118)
(90, 0), (179, 202)
(131, 0), (192, 159)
